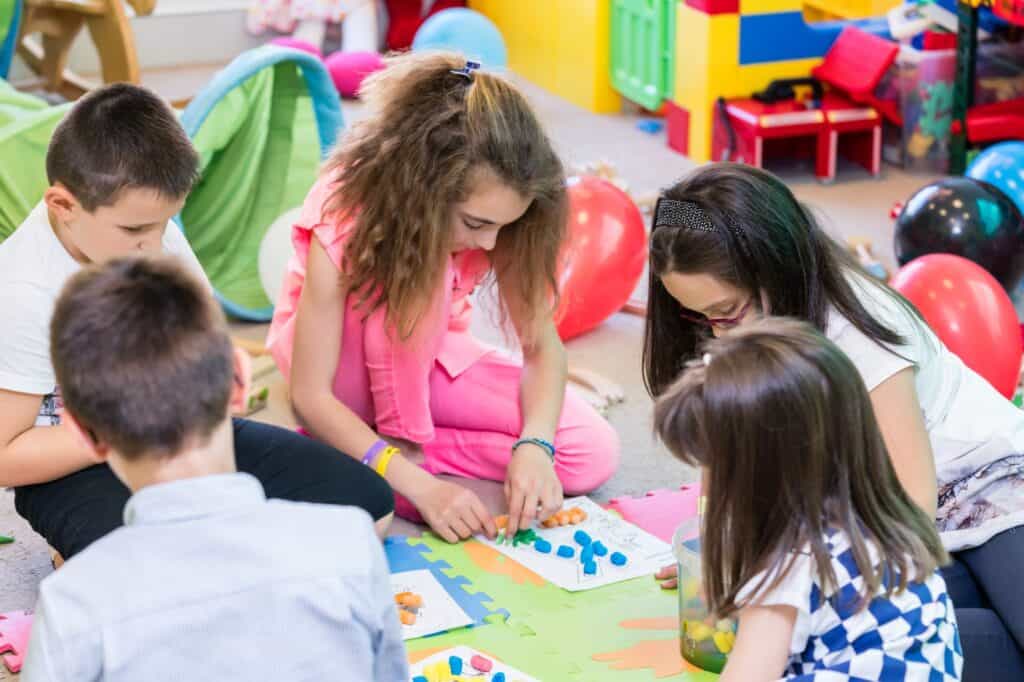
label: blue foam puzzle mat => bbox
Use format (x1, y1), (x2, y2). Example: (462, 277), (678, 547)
(385, 536), (508, 632)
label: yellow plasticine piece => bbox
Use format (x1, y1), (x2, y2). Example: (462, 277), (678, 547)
(714, 630), (736, 654)
(425, 661), (450, 682)
(688, 621), (714, 642)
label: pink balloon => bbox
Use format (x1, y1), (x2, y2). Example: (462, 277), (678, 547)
(891, 253), (1023, 398)
(269, 37), (323, 60)
(325, 51), (386, 99)
(555, 176), (647, 340)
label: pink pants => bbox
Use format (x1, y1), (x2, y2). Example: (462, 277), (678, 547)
(419, 353), (620, 495)
(327, 301), (620, 495)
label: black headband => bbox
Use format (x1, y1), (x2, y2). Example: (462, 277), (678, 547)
(653, 198), (714, 231)
(653, 196), (753, 269)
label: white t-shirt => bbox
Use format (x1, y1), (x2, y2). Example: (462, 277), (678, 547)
(0, 202), (208, 426)
(828, 275), (1024, 550)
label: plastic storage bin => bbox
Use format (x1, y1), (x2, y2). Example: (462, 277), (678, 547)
(876, 41), (1024, 173)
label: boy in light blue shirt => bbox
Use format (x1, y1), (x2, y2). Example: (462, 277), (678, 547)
(21, 256), (408, 682)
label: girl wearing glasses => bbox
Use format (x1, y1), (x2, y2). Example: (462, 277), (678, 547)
(644, 163), (1024, 681)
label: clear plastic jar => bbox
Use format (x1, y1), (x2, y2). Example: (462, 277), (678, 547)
(672, 517), (736, 674)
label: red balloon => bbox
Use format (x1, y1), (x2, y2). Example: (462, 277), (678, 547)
(891, 254), (1023, 398)
(555, 176), (647, 340)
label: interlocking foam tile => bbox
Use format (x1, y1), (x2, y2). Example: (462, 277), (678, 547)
(608, 485), (702, 544)
(0, 610), (33, 673)
(407, 533), (719, 681)
(406, 619), (589, 680)
(385, 536), (508, 631)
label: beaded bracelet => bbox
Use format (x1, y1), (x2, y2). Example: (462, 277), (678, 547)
(512, 437), (556, 461)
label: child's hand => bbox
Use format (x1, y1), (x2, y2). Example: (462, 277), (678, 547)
(655, 564), (679, 590)
(504, 444), (563, 536)
(416, 477), (496, 544)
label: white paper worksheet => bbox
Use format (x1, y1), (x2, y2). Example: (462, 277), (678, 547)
(475, 496), (674, 592)
(391, 569), (474, 640)
(409, 645), (540, 681)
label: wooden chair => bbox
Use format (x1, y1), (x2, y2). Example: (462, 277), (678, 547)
(16, 0), (155, 99)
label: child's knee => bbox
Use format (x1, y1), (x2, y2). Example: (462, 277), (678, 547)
(558, 417), (620, 496)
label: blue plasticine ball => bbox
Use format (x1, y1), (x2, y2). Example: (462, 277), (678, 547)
(449, 655), (463, 675)
(573, 529), (592, 546)
(557, 545), (575, 559)
(592, 541), (608, 557)
(611, 551), (628, 566)
(411, 8), (508, 69)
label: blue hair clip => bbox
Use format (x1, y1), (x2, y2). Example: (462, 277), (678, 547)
(450, 60), (481, 80)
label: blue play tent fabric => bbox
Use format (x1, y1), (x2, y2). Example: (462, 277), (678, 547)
(178, 45), (343, 322)
(1, 0), (23, 79)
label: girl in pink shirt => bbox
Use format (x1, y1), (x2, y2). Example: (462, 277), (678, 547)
(267, 52), (620, 543)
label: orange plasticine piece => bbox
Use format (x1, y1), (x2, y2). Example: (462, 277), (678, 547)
(541, 507), (589, 528)
(495, 515), (509, 530)
(395, 592), (423, 609)
(399, 609), (417, 626)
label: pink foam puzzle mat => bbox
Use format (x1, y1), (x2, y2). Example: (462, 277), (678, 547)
(0, 609), (33, 673)
(608, 485), (702, 544)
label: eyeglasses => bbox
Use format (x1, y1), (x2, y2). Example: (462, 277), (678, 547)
(679, 300), (753, 329)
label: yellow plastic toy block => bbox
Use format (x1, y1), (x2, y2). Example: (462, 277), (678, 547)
(469, 0), (621, 113)
(802, 0), (901, 21)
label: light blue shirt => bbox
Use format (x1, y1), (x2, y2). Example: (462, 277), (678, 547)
(21, 473), (408, 682)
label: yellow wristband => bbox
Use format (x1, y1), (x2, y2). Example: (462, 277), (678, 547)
(375, 446), (399, 478)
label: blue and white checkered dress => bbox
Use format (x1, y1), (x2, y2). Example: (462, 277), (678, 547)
(746, 532), (963, 681)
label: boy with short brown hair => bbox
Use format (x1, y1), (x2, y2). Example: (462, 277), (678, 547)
(21, 256), (407, 682)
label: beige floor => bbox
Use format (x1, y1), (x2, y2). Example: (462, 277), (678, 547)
(0, 64), (941, 676)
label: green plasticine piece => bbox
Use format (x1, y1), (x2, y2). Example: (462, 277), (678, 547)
(0, 535), (13, 544)
(512, 528), (537, 547)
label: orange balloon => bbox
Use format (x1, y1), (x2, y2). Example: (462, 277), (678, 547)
(891, 254), (1023, 398)
(555, 176), (647, 340)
